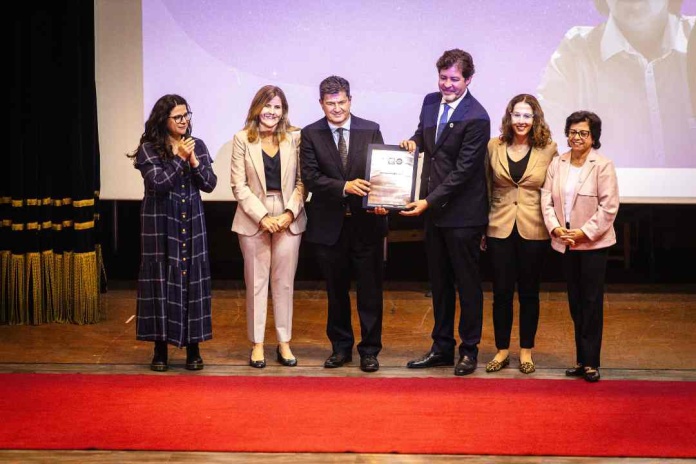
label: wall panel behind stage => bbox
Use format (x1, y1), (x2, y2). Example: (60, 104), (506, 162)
(97, 0), (696, 203)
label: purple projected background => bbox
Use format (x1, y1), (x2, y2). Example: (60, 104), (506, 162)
(142, 0), (696, 198)
(150, 2), (589, 94)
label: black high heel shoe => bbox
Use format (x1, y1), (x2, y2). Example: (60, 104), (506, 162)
(150, 341), (168, 372)
(185, 343), (204, 371)
(276, 346), (297, 367)
(249, 348), (266, 369)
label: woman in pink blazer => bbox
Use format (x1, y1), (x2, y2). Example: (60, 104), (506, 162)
(484, 94), (558, 375)
(541, 111), (619, 382)
(231, 85), (307, 368)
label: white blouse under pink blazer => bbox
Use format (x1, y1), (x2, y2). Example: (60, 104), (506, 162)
(540, 149), (619, 253)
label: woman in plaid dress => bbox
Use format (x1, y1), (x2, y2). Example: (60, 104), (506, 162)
(129, 94), (217, 371)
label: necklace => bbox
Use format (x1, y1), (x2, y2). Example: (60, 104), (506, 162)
(508, 143), (529, 162)
(570, 155), (587, 167)
(570, 148), (590, 166)
(509, 142), (529, 152)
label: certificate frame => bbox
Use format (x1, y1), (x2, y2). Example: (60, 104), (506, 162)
(362, 144), (420, 210)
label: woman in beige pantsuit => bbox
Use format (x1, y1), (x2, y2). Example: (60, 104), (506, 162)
(231, 85), (307, 368)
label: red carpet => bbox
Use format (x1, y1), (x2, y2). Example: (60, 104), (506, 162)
(0, 373), (694, 457)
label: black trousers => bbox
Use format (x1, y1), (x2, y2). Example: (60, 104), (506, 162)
(314, 217), (384, 357)
(425, 216), (484, 359)
(562, 247), (608, 368)
(487, 225), (549, 350)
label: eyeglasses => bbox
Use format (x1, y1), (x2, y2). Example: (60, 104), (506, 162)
(169, 112), (193, 123)
(568, 129), (590, 139)
(510, 112), (534, 121)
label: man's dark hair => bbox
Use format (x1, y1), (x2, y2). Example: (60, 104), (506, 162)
(319, 75), (351, 101)
(436, 49), (475, 78)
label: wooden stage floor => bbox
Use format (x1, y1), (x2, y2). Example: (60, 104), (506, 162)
(1, 281), (694, 463)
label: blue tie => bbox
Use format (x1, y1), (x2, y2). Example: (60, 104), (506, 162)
(436, 103), (450, 142)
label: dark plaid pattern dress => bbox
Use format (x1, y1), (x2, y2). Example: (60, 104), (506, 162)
(134, 139), (217, 347)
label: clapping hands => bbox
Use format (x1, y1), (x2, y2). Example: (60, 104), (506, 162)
(175, 137), (200, 168)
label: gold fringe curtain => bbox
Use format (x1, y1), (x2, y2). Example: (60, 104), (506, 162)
(3, 2), (102, 326)
(0, 201), (103, 325)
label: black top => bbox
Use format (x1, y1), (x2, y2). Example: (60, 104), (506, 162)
(507, 147), (531, 184)
(263, 150), (281, 191)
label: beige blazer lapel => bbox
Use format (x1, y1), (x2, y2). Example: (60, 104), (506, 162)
(279, 136), (291, 189)
(496, 143), (512, 181)
(519, 146), (541, 184)
(248, 141), (267, 193)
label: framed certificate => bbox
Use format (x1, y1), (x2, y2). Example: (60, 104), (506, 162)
(362, 144), (420, 210)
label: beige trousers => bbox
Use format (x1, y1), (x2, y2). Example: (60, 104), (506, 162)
(238, 191), (301, 343)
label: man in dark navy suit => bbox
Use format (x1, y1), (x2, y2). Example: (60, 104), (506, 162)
(400, 49), (490, 376)
(301, 76), (388, 373)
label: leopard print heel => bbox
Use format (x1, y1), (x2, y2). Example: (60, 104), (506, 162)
(485, 356), (510, 373)
(519, 361), (535, 374)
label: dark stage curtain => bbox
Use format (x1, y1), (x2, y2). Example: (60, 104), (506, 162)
(2, 1), (102, 324)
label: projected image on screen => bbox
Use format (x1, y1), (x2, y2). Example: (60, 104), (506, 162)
(97, 0), (696, 201)
(142, 0), (604, 181)
(689, 23), (696, 117)
(538, 0), (695, 169)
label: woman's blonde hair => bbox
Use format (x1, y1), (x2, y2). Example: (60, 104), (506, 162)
(244, 85), (292, 143)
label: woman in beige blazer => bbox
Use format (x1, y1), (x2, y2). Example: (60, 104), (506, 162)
(231, 85), (307, 368)
(484, 94), (558, 374)
(541, 111), (619, 382)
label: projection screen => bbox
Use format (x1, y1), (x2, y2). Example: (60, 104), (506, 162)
(96, 0), (696, 203)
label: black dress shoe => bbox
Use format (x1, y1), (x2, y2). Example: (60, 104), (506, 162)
(276, 346), (297, 367)
(150, 341), (168, 372)
(324, 352), (352, 368)
(185, 343), (204, 371)
(406, 351), (454, 369)
(565, 364), (584, 377)
(584, 367), (601, 382)
(360, 355), (379, 373)
(454, 355), (477, 376)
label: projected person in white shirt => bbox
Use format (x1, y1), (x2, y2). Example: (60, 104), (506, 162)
(689, 22), (696, 118)
(537, 0), (695, 168)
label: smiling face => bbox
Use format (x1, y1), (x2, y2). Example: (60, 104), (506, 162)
(258, 95), (283, 131)
(320, 91), (351, 126)
(438, 65), (472, 103)
(607, 0), (669, 33)
(166, 104), (190, 139)
(510, 102), (534, 140)
(567, 121), (594, 153)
